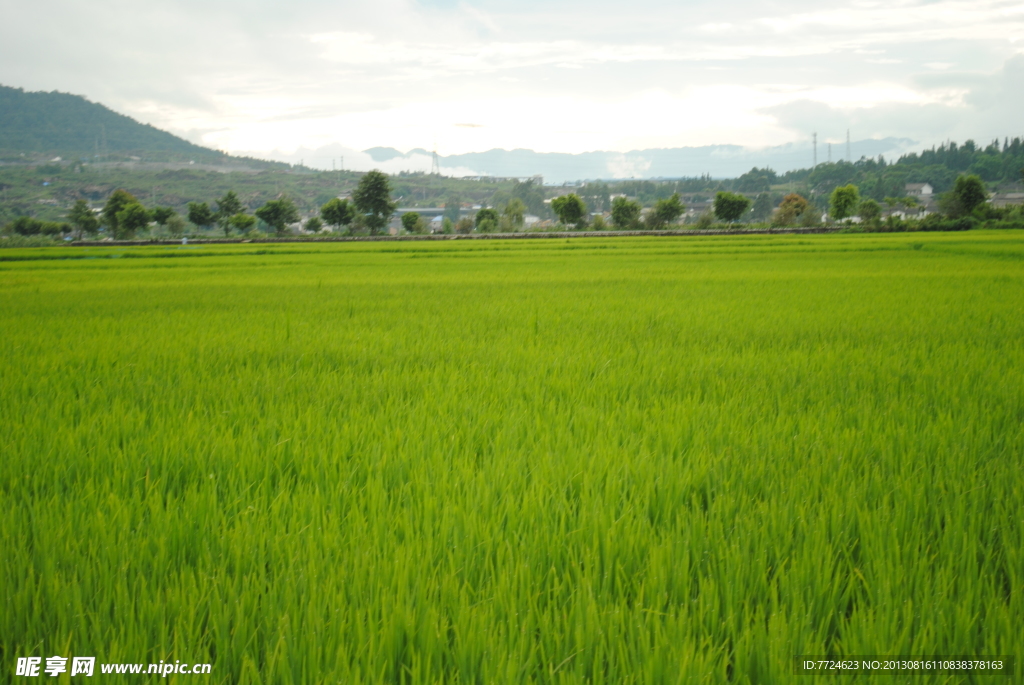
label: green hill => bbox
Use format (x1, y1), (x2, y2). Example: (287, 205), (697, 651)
(0, 85), (273, 167)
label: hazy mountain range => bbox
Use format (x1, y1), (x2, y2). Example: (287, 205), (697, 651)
(357, 138), (917, 183)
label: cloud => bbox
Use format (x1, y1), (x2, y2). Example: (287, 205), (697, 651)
(763, 55), (1024, 148)
(1, 0), (1022, 157)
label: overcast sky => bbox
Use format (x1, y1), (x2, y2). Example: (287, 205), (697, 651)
(2, 0), (1022, 168)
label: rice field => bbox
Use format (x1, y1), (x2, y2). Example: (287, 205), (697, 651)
(2, 231), (1023, 683)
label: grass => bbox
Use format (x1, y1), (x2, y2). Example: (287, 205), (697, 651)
(2, 231), (1022, 683)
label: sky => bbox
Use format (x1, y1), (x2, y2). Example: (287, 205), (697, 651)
(2, 0), (1022, 172)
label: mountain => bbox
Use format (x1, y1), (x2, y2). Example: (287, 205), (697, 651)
(0, 85), (279, 168)
(363, 139), (917, 183)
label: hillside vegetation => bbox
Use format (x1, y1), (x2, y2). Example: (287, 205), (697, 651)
(0, 85), (275, 167)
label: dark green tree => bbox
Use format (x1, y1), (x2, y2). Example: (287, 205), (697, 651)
(40, 221), (69, 236)
(321, 198), (355, 232)
(304, 216), (324, 233)
(474, 208), (499, 231)
(216, 191), (245, 236)
(9, 216), (42, 236)
(858, 198), (881, 226)
(829, 184), (860, 221)
(646, 193), (685, 229)
(255, 198), (300, 235)
(67, 199), (99, 238)
(610, 196), (641, 229)
(229, 213), (256, 235)
(950, 174), (987, 216)
(353, 170), (397, 235)
(115, 202), (151, 238)
(150, 206), (176, 227)
(714, 191), (751, 222)
(551, 194), (587, 228)
(187, 201), (215, 229)
(102, 189), (138, 238)
(401, 212), (423, 233)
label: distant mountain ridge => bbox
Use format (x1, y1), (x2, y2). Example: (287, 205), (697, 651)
(363, 138), (917, 182)
(0, 85), (280, 168)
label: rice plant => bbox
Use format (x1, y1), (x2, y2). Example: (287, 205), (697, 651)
(2, 231), (1022, 683)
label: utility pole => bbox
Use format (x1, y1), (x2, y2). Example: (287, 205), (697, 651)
(813, 132), (817, 169)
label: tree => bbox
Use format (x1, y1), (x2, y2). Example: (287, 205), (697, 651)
(455, 217), (474, 234)
(502, 198), (526, 230)
(215, 191), (245, 236)
(735, 167), (777, 193)
(474, 208), (499, 231)
(442, 217), (453, 234)
(829, 184), (860, 221)
(694, 211), (715, 229)
(102, 189), (138, 238)
(949, 174), (987, 216)
(401, 212), (422, 233)
(321, 198), (355, 232)
(304, 216), (324, 233)
(67, 199), (99, 238)
(166, 214), (187, 237)
(229, 213), (256, 235)
(750, 192), (773, 223)
(511, 179), (546, 216)
(799, 201), (822, 227)
(40, 221), (69, 236)
(352, 170), (397, 235)
(646, 193), (685, 229)
(150, 206), (176, 227)
(858, 198), (881, 226)
(771, 194), (809, 226)
(443, 195), (461, 224)
(115, 202), (151, 238)
(255, 198), (300, 235)
(713, 191), (751, 223)
(9, 216), (42, 235)
(187, 201), (215, 230)
(610, 196), (641, 229)
(551, 193), (587, 228)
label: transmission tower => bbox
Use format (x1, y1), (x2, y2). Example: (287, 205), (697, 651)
(431, 148), (440, 175)
(846, 129), (851, 162)
(813, 133), (817, 169)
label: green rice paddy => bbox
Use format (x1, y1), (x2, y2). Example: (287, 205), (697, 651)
(2, 232), (1023, 683)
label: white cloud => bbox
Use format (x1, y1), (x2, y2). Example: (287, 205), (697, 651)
(0, 0), (1021, 159)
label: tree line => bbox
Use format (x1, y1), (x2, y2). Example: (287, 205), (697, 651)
(4, 154), (1023, 240)
(3, 170), (402, 239)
